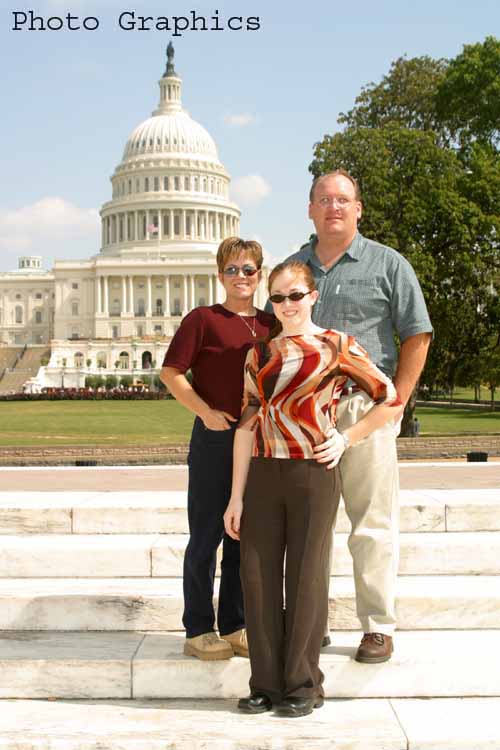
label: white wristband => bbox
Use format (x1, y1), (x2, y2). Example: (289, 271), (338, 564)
(339, 431), (351, 450)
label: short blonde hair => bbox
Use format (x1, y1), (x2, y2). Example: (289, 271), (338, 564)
(216, 237), (263, 273)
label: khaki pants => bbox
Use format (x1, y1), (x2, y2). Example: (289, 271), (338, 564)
(240, 457), (340, 702)
(335, 391), (399, 635)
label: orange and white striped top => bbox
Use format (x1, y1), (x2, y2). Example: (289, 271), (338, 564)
(240, 329), (399, 459)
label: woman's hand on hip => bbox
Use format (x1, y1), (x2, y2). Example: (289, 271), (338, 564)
(224, 497), (243, 540)
(201, 408), (237, 431)
(313, 427), (345, 470)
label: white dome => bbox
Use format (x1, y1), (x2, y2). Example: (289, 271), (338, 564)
(122, 111), (219, 164)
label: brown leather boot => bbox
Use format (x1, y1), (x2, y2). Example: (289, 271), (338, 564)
(355, 633), (393, 663)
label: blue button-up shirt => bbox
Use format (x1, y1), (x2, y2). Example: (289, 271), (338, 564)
(282, 232), (433, 377)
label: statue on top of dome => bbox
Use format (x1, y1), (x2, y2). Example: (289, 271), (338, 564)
(165, 42), (176, 76)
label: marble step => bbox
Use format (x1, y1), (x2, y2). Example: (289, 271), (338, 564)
(1, 698), (499, 750)
(1, 489), (500, 535)
(0, 630), (499, 699)
(1, 531), (500, 577)
(0, 575), (499, 631)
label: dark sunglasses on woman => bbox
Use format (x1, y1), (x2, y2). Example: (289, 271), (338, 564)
(223, 265), (259, 277)
(269, 290), (314, 304)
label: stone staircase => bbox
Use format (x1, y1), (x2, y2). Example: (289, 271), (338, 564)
(0, 485), (499, 748)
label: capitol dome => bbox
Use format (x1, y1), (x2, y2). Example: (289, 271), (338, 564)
(122, 111), (218, 163)
(100, 43), (240, 258)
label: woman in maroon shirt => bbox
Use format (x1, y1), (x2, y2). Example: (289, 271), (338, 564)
(160, 237), (274, 661)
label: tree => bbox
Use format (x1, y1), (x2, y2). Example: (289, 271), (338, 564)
(339, 55), (447, 135)
(105, 374), (118, 389)
(436, 36), (500, 148)
(309, 41), (500, 432)
(120, 375), (133, 388)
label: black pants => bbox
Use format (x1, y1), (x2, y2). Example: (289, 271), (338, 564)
(183, 417), (245, 638)
(240, 457), (339, 703)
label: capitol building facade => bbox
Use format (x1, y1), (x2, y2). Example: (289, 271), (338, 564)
(0, 46), (268, 391)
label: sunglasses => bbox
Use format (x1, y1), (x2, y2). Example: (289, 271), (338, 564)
(223, 264), (259, 277)
(269, 290), (315, 304)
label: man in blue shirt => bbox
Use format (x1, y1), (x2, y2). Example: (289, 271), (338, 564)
(287, 169), (432, 662)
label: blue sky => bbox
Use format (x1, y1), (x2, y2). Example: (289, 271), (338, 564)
(1, 0), (498, 271)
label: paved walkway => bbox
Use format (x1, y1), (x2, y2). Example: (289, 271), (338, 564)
(0, 462), (499, 491)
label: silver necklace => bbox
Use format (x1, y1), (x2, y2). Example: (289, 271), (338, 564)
(238, 313), (256, 337)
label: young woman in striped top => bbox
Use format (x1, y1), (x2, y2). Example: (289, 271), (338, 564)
(224, 260), (401, 717)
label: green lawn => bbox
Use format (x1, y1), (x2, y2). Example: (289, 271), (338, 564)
(415, 406), (500, 436)
(0, 401), (498, 447)
(426, 386), (498, 403)
(0, 401), (195, 446)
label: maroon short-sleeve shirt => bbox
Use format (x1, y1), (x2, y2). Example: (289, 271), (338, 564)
(162, 304), (275, 419)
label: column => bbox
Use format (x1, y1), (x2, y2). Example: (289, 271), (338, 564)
(121, 277), (127, 314)
(128, 276), (134, 315)
(169, 210), (174, 239)
(147, 276), (152, 316)
(190, 275), (196, 309)
(181, 210), (186, 239)
(216, 213), (221, 241)
(134, 212), (138, 242)
(124, 214), (129, 242)
(208, 274), (214, 305)
(182, 275), (188, 315)
(205, 211), (209, 240)
(158, 210), (163, 240)
(146, 210), (150, 240)
(103, 276), (109, 316)
(164, 276), (170, 316)
(95, 276), (102, 315)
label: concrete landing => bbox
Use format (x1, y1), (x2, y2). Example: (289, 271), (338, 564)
(0, 697), (498, 749)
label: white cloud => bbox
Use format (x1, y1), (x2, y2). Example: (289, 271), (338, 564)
(0, 198), (100, 253)
(223, 113), (257, 127)
(231, 175), (271, 206)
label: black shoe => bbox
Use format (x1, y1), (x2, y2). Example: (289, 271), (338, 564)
(275, 695), (324, 717)
(237, 692), (272, 714)
(321, 636), (331, 648)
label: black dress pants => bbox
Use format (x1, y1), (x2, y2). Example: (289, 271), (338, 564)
(240, 457), (339, 703)
(183, 417), (245, 638)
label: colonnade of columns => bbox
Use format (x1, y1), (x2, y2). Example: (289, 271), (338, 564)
(95, 273), (220, 318)
(102, 209), (239, 247)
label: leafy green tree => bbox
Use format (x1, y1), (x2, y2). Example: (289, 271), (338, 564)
(339, 55), (447, 135)
(309, 40), (500, 432)
(436, 36), (500, 148)
(105, 374), (118, 389)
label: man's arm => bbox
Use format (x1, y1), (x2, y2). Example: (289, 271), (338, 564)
(393, 333), (432, 406)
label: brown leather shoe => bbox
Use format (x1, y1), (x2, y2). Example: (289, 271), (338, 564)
(355, 633), (393, 663)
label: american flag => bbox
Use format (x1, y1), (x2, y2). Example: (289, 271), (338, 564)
(147, 224), (159, 234)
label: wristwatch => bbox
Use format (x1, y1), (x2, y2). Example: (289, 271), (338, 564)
(339, 431), (351, 450)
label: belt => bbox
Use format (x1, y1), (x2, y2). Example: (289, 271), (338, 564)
(340, 385), (362, 397)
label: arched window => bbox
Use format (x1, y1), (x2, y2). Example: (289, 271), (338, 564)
(142, 351), (152, 369)
(15, 305), (23, 324)
(96, 351), (107, 369)
(119, 351), (129, 369)
(74, 352), (84, 368)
